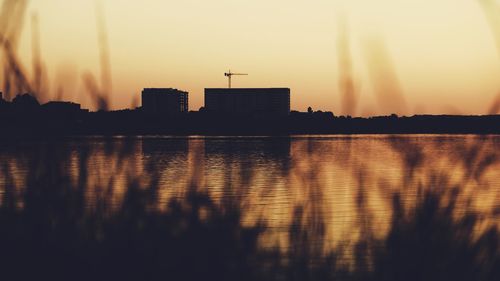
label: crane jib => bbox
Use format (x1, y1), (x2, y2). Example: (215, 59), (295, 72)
(224, 70), (248, 88)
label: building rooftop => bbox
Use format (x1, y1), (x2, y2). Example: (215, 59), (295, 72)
(142, 88), (188, 94)
(205, 88), (289, 91)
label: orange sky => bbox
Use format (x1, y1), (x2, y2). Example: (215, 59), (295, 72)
(10, 0), (500, 115)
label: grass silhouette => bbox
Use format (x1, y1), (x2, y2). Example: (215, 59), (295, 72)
(0, 136), (499, 280)
(1, 1), (500, 280)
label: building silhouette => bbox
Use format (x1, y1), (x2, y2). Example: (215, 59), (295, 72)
(42, 101), (88, 116)
(204, 88), (290, 116)
(141, 88), (188, 114)
(43, 101), (81, 111)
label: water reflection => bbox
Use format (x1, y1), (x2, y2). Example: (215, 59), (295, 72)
(1, 135), (500, 280)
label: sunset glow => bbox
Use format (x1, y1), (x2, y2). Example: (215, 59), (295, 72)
(8, 0), (500, 115)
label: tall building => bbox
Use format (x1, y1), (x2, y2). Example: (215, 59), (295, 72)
(204, 88), (290, 116)
(141, 88), (188, 114)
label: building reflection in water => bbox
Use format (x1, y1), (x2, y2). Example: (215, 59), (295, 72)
(1, 135), (500, 279)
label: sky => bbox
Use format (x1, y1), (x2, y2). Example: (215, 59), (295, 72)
(8, 0), (500, 115)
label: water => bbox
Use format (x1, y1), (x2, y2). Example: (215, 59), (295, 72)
(1, 135), (500, 278)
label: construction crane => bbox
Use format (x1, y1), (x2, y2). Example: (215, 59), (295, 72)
(224, 70), (247, 88)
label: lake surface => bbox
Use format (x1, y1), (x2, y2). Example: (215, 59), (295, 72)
(1, 134), (500, 266)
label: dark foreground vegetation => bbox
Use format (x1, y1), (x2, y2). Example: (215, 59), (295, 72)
(1, 1), (500, 279)
(1, 137), (500, 281)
